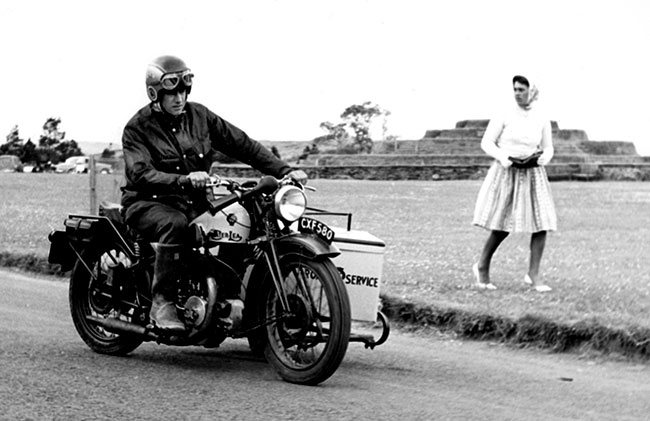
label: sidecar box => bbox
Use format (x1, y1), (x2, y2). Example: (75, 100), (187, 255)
(331, 228), (385, 322)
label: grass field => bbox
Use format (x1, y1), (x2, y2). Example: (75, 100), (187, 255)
(2, 173), (650, 334)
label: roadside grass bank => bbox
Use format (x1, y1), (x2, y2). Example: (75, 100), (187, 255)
(2, 174), (650, 360)
(380, 296), (650, 361)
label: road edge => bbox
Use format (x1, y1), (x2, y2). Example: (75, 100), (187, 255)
(4, 251), (649, 362)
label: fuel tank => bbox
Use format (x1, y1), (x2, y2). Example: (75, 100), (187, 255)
(190, 202), (251, 244)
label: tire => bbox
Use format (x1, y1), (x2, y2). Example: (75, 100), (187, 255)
(251, 253), (351, 385)
(69, 249), (144, 355)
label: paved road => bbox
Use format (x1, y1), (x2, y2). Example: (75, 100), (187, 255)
(1, 268), (649, 420)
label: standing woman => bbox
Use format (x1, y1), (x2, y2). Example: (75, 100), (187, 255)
(472, 75), (557, 292)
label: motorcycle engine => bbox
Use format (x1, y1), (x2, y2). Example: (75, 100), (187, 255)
(183, 296), (208, 328)
(218, 299), (244, 331)
(182, 296), (244, 332)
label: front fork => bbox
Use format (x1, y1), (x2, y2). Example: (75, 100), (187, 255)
(262, 239), (316, 315)
(262, 239), (291, 313)
(261, 239), (326, 341)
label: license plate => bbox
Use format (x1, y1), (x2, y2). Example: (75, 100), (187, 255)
(298, 217), (335, 244)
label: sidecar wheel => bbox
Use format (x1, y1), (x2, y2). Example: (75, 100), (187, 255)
(69, 249), (144, 355)
(250, 253), (351, 385)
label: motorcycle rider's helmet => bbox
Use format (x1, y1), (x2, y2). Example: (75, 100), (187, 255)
(145, 55), (194, 102)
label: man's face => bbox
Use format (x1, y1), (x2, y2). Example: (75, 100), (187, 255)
(160, 89), (187, 116)
(513, 81), (529, 106)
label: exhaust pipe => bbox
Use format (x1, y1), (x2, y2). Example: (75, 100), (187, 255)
(86, 315), (158, 341)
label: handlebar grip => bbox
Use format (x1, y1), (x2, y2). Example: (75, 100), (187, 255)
(254, 176), (279, 195)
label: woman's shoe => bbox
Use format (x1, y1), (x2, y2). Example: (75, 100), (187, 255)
(524, 274), (552, 292)
(473, 263), (497, 290)
(476, 282), (497, 290)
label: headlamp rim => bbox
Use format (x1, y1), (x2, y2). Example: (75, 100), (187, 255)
(273, 185), (307, 223)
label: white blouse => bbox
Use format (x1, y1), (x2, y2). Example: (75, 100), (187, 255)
(482, 105), (552, 159)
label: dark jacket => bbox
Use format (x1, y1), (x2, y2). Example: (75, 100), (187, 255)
(121, 102), (291, 211)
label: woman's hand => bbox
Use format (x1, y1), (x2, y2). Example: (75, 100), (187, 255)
(498, 156), (513, 168)
(537, 152), (552, 166)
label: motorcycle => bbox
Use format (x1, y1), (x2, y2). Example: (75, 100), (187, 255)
(48, 175), (389, 385)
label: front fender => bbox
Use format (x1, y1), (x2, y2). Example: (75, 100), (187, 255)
(270, 232), (340, 259)
(244, 233), (339, 299)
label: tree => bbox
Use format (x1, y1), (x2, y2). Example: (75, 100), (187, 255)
(2, 119), (83, 169)
(318, 121), (349, 148)
(20, 139), (37, 163)
(36, 117), (81, 164)
(340, 101), (383, 153)
(319, 102), (390, 154)
(39, 117), (66, 148)
(101, 142), (117, 158)
(1, 125), (24, 157)
(55, 139), (83, 162)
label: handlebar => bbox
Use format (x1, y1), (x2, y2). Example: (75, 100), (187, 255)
(206, 174), (314, 192)
(204, 175), (276, 215)
(205, 174), (224, 189)
(204, 174), (313, 215)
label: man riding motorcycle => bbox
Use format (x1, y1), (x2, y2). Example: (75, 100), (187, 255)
(121, 55), (307, 333)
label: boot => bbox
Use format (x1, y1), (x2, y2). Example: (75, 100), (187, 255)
(149, 243), (186, 334)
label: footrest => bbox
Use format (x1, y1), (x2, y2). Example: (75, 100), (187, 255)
(348, 311), (390, 349)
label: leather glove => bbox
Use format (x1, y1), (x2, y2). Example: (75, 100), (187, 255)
(286, 169), (308, 185)
(178, 171), (211, 189)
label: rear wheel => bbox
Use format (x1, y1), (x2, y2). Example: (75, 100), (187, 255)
(250, 253), (351, 385)
(69, 249), (144, 355)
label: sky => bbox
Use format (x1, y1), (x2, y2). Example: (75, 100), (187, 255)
(1, 0), (649, 155)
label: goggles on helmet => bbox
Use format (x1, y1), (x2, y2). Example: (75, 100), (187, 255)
(160, 69), (194, 90)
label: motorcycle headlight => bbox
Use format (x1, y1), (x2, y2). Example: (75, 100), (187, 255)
(274, 185), (306, 223)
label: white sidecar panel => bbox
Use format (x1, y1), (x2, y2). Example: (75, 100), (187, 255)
(332, 228), (385, 322)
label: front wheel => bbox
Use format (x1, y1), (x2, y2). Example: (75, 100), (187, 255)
(251, 253), (351, 385)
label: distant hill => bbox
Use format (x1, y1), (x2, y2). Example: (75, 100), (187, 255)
(77, 140), (316, 164)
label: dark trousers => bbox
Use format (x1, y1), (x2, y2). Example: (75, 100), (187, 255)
(124, 200), (200, 245)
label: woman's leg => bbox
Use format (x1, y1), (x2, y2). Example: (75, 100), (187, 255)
(528, 230), (547, 284)
(477, 230), (509, 284)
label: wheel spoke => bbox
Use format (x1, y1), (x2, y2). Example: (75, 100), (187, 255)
(265, 259), (337, 370)
(291, 266), (327, 339)
(70, 250), (144, 354)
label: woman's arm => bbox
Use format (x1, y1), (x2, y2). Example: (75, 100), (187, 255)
(537, 120), (554, 165)
(480, 118), (512, 168)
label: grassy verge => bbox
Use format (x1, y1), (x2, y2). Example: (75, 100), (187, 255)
(2, 173), (650, 359)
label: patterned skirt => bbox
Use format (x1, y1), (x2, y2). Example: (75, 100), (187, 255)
(473, 162), (557, 232)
